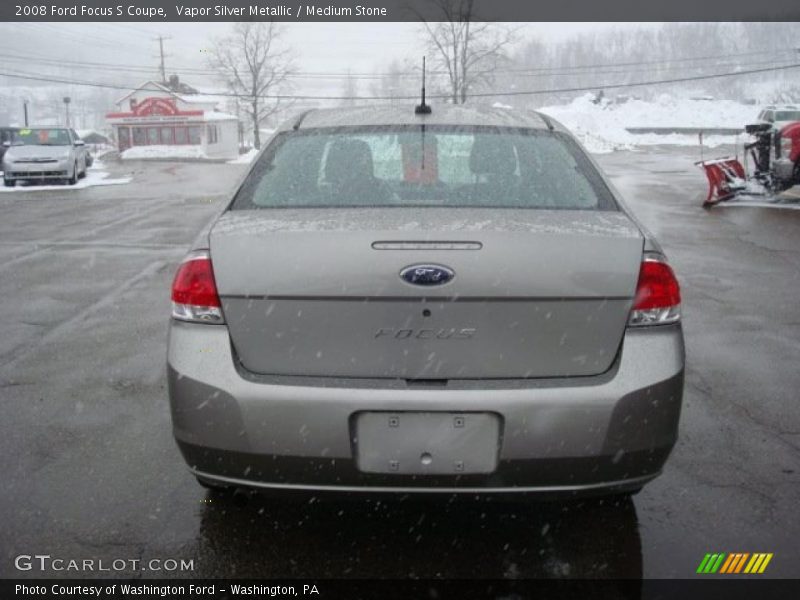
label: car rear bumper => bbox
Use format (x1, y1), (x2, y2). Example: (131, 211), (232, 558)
(167, 321), (684, 495)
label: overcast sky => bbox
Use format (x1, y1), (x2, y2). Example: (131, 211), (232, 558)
(0, 22), (654, 88)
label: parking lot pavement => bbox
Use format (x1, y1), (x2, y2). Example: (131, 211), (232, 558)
(0, 150), (798, 580)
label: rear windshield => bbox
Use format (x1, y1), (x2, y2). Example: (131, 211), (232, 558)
(775, 111), (800, 122)
(231, 126), (617, 210)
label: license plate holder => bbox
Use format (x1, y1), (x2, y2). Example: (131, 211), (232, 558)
(354, 412), (501, 475)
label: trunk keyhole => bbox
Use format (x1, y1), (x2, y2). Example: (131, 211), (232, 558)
(422, 309), (431, 317)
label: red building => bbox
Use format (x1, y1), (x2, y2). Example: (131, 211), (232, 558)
(106, 80), (239, 160)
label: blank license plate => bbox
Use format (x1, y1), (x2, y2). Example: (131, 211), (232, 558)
(354, 412), (501, 475)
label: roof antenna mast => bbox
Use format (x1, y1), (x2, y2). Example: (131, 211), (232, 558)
(415, 56), (432, 114)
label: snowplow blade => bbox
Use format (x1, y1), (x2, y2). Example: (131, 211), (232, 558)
(696, 158), (746, 207)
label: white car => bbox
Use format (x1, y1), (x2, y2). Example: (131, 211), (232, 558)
(2, 127), (88, 187)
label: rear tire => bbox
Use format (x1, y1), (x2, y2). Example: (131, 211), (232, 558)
(3, 178), (14, 188)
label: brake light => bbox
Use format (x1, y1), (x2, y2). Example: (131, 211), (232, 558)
(628, 255), (681, 326)
(171, 251), (225, 324)
(780, 135), (792, 158)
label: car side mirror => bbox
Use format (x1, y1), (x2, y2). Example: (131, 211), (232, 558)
(74, 140), (85, 147)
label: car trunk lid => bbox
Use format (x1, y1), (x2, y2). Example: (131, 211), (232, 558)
(210, 208), (643, 379)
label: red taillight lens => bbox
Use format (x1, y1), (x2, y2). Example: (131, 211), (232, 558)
(629, 256), (681, 326)
(171, 251), (224, 323)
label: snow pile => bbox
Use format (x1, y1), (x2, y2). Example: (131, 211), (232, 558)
(120, 145), (209, 160)
(204, 111), (238, 122)
(539, 94), (757, 153)
(228, 148), (259, 164)
(0, 164), (131, 193)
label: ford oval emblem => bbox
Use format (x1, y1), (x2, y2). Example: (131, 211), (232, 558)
(400, 264), (455, 286)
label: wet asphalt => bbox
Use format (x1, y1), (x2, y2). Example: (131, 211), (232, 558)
(0, 149), (798, 580)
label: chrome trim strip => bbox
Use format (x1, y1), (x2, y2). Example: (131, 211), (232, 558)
(189, 467), (658, 494)
(372, 241), (482, 250)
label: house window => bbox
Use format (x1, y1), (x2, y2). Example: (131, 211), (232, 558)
(132, 127), (146, 146)
(188, 126), (202, 145)
(207, 124), (218, 144)
(175, 127), (188, 144)
(118, 127), (130, 147)
(147, 128), (160, 145)
(160, 127), (174, 144)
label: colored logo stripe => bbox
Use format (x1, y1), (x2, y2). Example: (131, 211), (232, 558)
(697, 553), (726, 573)
(745, 553), (773, 574)
(720, 553), (749, 573)
(697, 553), (773, 574)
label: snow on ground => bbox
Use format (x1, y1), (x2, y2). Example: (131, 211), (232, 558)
(717, 201), (800, 211)
(539, 94), (757, 153)
(120, 145), (209, 160)
(0, 161), (131, 193)
(227, 149), (259, 164)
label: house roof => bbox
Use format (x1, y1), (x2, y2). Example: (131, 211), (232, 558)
(114, 80), (217, 108)
(178, 94), (227, 105)
(114, 81), (173, 106)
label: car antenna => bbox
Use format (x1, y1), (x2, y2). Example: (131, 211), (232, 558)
(415, 56), (432, 115)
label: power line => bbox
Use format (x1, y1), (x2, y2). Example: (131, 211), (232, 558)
(498, 48), (793, 73)
(0, 47), (793, 80)
(0, 52), (794, 82)
(1, 63), (799, 101)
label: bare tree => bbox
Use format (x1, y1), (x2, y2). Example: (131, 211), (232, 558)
(415, 0), (515, 104)
(369, 59), (412, 103)
(209, 22), (293, 149)
(339, 71), (358, 107)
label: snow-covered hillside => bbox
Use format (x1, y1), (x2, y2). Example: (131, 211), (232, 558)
(538, 94), (759, 153)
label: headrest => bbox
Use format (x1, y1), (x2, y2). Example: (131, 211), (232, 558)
(469, 135), (517, 177)
(325, 139), (374, 184)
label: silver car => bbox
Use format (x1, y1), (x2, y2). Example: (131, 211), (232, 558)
(168, 105), (684, 497)
(2, 127), (88, 187)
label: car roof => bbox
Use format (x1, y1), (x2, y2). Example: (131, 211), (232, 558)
(278, 104), (561, 133)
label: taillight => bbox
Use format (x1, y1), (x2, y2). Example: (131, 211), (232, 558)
(780, 135), (792, 158)
(171, 250), (225, 324)
(628, 255), (681, 327)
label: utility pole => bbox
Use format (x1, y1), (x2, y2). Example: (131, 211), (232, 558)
(23, 99), (28, 126)
(155, 35), (171, 82)
(63, 97), (71, 128)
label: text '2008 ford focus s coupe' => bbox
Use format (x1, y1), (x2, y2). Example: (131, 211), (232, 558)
(167, 104), (684, 497)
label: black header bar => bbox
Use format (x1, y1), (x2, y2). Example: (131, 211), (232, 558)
(2, 0), (800, 22)
(4, 578), (800, 600)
